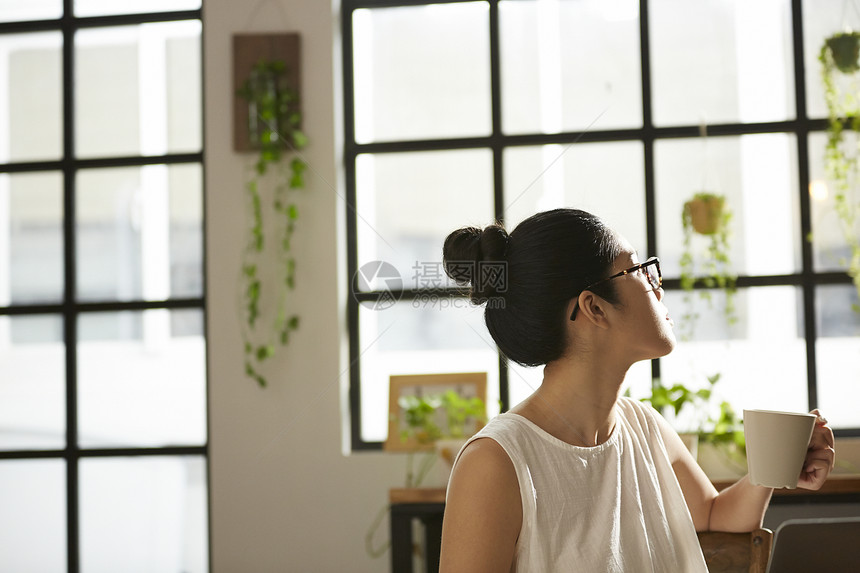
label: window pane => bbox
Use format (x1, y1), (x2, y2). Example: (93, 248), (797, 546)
(352, 3), (491, 143)
(0, 0), (61, 23)
(0, 459), (66, 572)
(660, 286), (808, 415)
(0, 315), (65, 451)
(802, 0), (852, 119)
(650, 0), (795, 126)
(0, 32), (62, 162)
(76, 164), (203, 302)
(510, 362), (652, 415)
(655, 134), (800, 279)
(77, 309), (206, 448)
(808, 132), (859, 273)
(359, 300), (500, 443)
(500, 0), (642, 134)
(75, 21), (202, 158)
(503, 141), (646, 249)
(816, 285), (860, 428)
(1, 172), (64, 305)
(80, 456), (208, 573)
(356, 150), (494, 282)
(74, 0), (200, 17)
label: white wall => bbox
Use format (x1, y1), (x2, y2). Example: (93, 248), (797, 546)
(205, 1), (406, 571)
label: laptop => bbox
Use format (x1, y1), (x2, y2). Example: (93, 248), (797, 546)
(767, 517), (860, 572)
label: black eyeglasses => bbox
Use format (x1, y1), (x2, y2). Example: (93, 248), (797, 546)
(569, 257), (662, 321)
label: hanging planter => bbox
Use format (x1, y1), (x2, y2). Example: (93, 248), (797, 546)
(824, 31), (860, 73)
(684, 193), (726, 235)
(679, 192), (737, 337)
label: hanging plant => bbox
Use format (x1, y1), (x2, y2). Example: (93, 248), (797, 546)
(825, 31), (860, 73)
(820, 31), (860, 312)
(236, 58), (309, 387)
(679, 192), (737, 338)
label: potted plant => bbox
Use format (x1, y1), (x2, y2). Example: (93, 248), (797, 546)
(397, 390), (487, 483)
(820, 31), (860, 312)
(639, 374), (717, 459)
(236, 58), (309, 387)
(685, 193), (726, 235)
(679, 192), (738, 337)
(697, 399), (746, 479)
(639, 374), (745, 478)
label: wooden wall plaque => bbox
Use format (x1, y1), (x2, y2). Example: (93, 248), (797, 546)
(232, 33), (301, 152)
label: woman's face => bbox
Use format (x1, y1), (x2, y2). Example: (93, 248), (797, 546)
(605, 244), (676, 362)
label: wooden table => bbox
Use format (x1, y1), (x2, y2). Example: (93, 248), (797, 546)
(713, 475), (860, 503)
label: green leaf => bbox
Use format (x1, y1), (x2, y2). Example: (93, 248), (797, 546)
(292, 130), (309, 149)
(289, 173), (303, 189)
(256, 345), (275, 362)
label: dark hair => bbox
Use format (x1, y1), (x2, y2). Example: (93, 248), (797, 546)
(442, 209), (623, 367)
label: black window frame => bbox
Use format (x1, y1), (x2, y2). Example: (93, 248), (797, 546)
(342, 0), (859, 452)
(0, 3), (208, 571)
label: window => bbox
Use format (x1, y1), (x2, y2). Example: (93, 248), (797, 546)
(343, 0), (860, 451)
(0, 2), (207, 572)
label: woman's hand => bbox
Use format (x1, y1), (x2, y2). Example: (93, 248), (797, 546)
(797, 409), (835, 490)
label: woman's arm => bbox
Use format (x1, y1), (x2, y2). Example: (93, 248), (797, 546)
(439, 438), (522, 573)
(656, 408), (835, 532)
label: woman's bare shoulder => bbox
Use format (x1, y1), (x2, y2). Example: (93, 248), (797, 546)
(447, 437), (519, 505)
(440, 437), (522, 572)
(455, 437), (513, 473)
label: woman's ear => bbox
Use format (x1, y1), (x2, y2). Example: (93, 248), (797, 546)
(576, 291), (610, 329)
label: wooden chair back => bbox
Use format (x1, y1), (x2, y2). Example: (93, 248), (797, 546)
(697, 528), (773, 573)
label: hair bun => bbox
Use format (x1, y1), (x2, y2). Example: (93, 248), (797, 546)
(442, 223), (509, 303)
(479, 225), (509, 261)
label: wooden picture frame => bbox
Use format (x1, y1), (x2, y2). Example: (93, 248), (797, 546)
(384, 372), (488, 452)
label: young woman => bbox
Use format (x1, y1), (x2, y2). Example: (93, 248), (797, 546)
(438, 209), (834, 572)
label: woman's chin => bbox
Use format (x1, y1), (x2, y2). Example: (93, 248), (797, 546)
(657, 331), (677, 356)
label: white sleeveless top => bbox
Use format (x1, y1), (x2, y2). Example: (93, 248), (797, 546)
(451, 397), (708, 572)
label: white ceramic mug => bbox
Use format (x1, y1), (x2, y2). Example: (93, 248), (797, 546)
(744, 409), (816, 489)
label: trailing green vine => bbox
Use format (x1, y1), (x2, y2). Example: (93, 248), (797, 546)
(820, 31), (860, 312)
(237, 58), (309, 387)
(679, 192), (737, 339)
